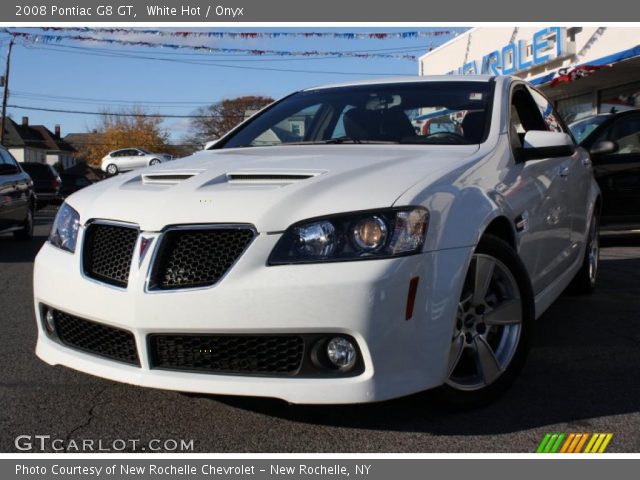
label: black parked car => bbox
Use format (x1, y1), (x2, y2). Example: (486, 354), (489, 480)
(19, 162), (62, 209)
(570, 109), (640, 230)
(0, 146), (35, 240)
(60, 173), (92, 198)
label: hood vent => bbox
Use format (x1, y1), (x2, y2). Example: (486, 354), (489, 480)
(142, 172), (200, 185)
(226, 170), (323, 185)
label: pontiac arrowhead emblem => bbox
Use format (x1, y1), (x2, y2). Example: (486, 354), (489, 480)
(139, 236), (153, 267)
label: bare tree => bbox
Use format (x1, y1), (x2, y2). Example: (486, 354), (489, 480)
(184, 95), (274, 148)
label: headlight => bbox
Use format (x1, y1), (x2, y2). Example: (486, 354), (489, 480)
(268, 207), (429, 265)
(48, 203), (80, 253)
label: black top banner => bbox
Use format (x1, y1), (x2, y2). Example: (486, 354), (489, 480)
(2, 0), (634, 22)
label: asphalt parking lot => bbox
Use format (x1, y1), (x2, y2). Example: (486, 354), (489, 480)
(1, 208), (639, 453)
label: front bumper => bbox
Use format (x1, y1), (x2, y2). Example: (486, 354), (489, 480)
(34, 231), (473, 404)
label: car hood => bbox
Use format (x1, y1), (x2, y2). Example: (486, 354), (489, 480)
(69, 144), (479, 232)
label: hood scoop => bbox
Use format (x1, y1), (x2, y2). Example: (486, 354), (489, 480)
(225, 170), (324, 185)
(141, 171), (202, 185)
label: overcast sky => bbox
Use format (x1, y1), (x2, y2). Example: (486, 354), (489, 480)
(1, 27), (465, 143)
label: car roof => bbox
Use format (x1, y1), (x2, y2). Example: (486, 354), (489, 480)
(21, 162), (50, 168)
(304, 75), (498, 91)
(603, 108), (640, 117)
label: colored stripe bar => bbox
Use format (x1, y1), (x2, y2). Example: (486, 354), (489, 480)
(583, 434), (599, 453)
(591, 434), (606, 453)
(567, 433), (583, 453)
(574, 433), (590, 453)
(598, 434), (613, 453)
(536, 434), (553, 453)
(544, 434), (559, 453)
(537, 433), (613, 453)
(550, 433), (566, 453)
(560, 434), (575, 453)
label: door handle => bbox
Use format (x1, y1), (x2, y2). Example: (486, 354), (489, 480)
(559, 167), (570, 178)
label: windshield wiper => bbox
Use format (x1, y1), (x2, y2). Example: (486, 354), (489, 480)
(281, 137), (399, 146)
(324, 136), (361, 144)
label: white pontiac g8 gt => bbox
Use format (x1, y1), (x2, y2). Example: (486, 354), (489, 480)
(34, 76), (600, 406)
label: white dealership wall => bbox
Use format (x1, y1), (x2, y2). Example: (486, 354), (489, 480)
(419, 27), (640, 122)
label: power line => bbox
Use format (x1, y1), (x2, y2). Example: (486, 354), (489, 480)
(8, 103), (246, 118)
(30, 40), (433, 58)
(10, 91), (214, 108)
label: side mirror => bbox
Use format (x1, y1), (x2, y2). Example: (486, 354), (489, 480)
(517, 131), (576, 161)
(0, 163), (20, 175)
(590, 140), (618, 156)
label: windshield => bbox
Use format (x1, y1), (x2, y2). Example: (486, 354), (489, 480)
(569, 115), (609, 143)
(219, 81), (494, 148)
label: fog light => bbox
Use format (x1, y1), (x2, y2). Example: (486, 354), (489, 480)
(44, 309), (56, 334)
(326, 337), (357, 371)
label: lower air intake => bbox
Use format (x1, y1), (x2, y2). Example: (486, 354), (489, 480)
(149, 334), (305, 376)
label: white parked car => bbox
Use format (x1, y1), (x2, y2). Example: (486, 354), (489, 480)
(101, 148), (171, 175)
(34, 76), (600, 406)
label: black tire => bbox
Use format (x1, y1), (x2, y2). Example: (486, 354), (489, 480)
(567, 212), (599, 295)
(13, 202), (34, 240)
(149, 158), (161, 166)
(434, 234), (535, 409)
(106, 164), (118, 176)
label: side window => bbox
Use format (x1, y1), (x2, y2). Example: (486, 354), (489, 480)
(599, 115), (640, 155)
(509, 87), (547, 149)
(0, 148), (19, 167)
(111, 151), (122, 157)
(528, 87), (565, 133)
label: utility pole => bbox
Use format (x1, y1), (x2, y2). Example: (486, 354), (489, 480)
(0, 37), (14, 146)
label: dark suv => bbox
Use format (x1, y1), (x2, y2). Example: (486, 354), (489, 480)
(19, 162), (62, 209)
(0, 146), (35, 240)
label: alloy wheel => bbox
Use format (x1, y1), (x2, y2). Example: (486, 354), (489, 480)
(446, 254), (523, 391)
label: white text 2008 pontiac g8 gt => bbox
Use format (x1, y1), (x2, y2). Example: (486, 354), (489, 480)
(34, 76), (600, 406)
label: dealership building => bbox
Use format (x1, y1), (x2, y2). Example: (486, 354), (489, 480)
(419, 27), (640, 123)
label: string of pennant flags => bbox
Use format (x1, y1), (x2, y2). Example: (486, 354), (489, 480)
(38, 27), (460, 40)
(8, 31), (426, 60)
